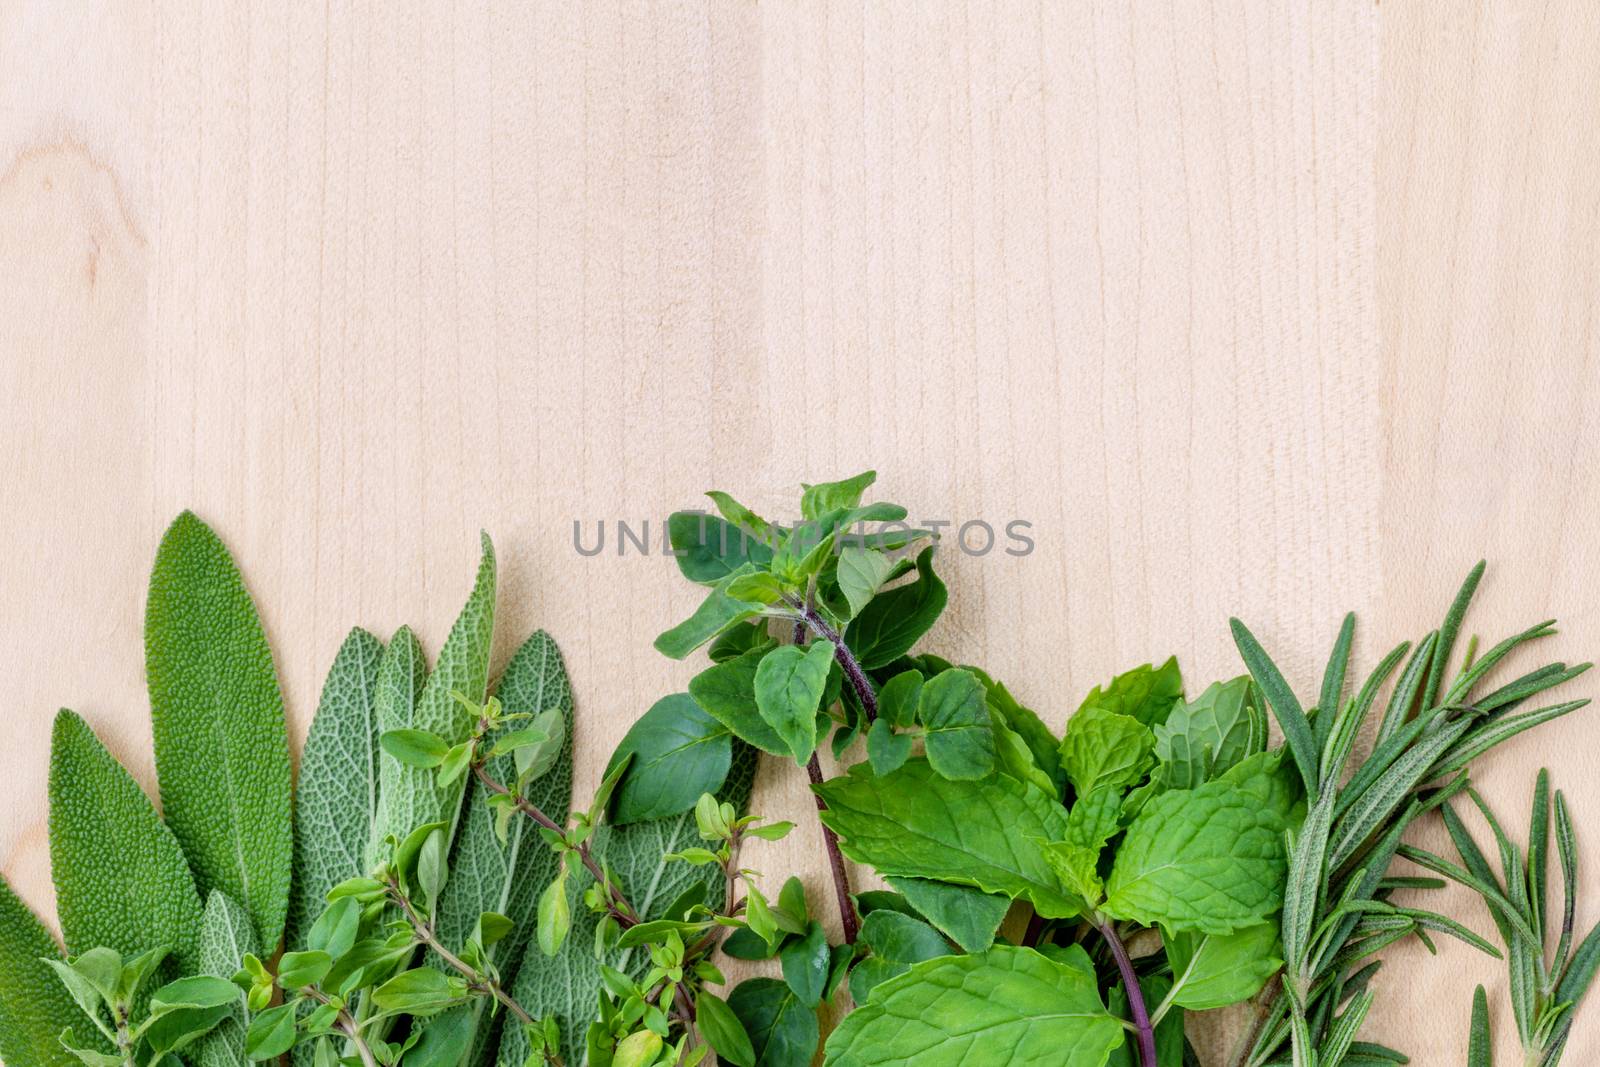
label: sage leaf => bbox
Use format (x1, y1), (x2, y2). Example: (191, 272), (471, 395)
(191, 891), (259, 1067)
(822, 947), (1123, 1067)
(917, 669), (995, 780)
(367, 626), (427, 867)
(754, 641), (835, 765)
(844, 548), (948, 670)
(884, 877), (1009, 953)
(814, 760), (1082, 918)
(288, 628), (383, 953)
(385, 535), (497, 857)
(498, 745), (757, 1066)
(145, 512), (292, 951)
(606, 694), (732, 824)
(728, 978), (819, 1067)
(434, 631), (574, 1067)
(0, 874), (89, 1066)
(49, 710), (205, 971)
(1105, 751), (1300, 934)
(1059, 706), (1155, 796)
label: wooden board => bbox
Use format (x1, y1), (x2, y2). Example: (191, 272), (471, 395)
(1, 1), (1594, 1061)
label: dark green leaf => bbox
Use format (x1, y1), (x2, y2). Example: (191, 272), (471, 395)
(845, 548), (948, 670)
(654, 566), (766, 660)
(1230, 619), (1319, 796)
(696, 990), (756, 1067)
(1468, 984), (1492, 1067)
(884, 878), (1009, 954)
(754, 642), (836, 765)
(728, 978), (819, 1067)
(690, 647), (790, 757)
(607, 694), (732, 824)
(668, 511), (775, 585)
(0, 875), (91, 1066)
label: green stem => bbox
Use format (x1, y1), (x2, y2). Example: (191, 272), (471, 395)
(388, 876), (537, 1026)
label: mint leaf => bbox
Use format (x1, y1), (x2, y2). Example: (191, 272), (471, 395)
(815, 761), (1082, 918)
(145, 511), (292, 951)
(1059, 706), (1155, 796)
(1105, 751), (1301, 934)
(1161, 921), (1282, 1011)
(0, 874), (89, 1066)
(848, 911), (952, 1003)
(288, 628), (384, 952)
(917, 669), (995, 780)
(1153, 676), (1265, 789)
(728, 978), (819, 1067)
(49, 710), (205, 971)
(607, 693), (732, 824)
(884, 877), (1009, 954)
(1078, 657), (1184, 728)
(754, 641), (836, 765)
(822, 947), (1123, 1067)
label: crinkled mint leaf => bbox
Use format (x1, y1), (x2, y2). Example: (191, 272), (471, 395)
(1153, 676), (1265, 789)
(1078, 657), (1183, 728)
(1059, 706), (1155, 797)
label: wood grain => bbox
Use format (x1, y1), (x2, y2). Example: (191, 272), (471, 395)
(0, 0), (1592, 1062)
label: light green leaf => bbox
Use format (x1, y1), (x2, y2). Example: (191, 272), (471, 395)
(0, 874), (90, 1066)
(823, 947), (1123, 1067)
(1105, 751), (1301, 934)
(967, 667), (1062, 787)
(1153, 676), (1265, 789)
(1161, 922), (1282, 1011)
(754, 641), (836, 765)
(815, 761), (1082, 918)
(367, 626), (427, 868)
(654, 565), (767, 660)
(884, 877), (1009, 954)
(606, 694), (732, 824)
(49, 710), (204, 971)
(918, 669), (994, 780)
(706, 491), (777, 543)
(877, 671), (923, 729)
(837, 546), (897, 619)
(728, 978), (819, 1067)
(192, 891), (259, 1067)
(146, 511), (292, 952)
(1059, 706), (1155, 796)
(498, 747), (758, 1066)
(801, 471), (877, 520)
(1077, 657), (1184, 728)
(288, 629), (383, 955)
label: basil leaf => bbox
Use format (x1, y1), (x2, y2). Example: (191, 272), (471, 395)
(668, 511), (775, 585)
(146, 512), (292, 951)
(607, 694), (732, 824)
(49, 710), (204, 971)
(754, 641), (836, 765)
(690, 647), (789, 756)
(822, 947), (1123, 1067)
(845, 548), (948, 670)
(800, 472), (878, 520)
(815, 761), (1082, 918)
(697, 990), (756, 1067)
(728, 978), (819, 1067)
(836, 546), (897, 619)
(1105, 751), (1301, 934)
(654, 566), (766, 660)
(778, 922), (830, 1008)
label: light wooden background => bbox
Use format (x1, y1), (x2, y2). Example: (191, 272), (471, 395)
(3, 2), (1597, 1063)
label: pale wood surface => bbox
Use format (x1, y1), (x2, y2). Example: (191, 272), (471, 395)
(0, 2), (1594, 1063)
